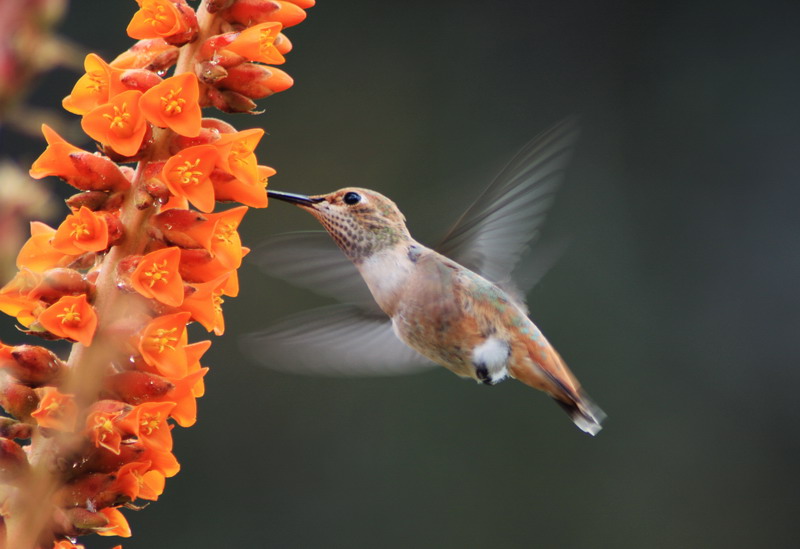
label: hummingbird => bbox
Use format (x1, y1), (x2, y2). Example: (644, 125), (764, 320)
(245, 119), (606, 435)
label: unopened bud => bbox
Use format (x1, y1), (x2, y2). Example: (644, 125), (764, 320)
(111, 38), (180, 71)
(103, 371), (174, 405)
(207, 87), (259, 114)
(64, 506), (109, 531)
(3, 345), (65, 386)
(55, 472), (120, 509)
(29, 268), (90, 304)
(0, 417), (32, 439)
(0, 437), (30, 482)
(197, 60), (229, 85)
(151, 209), (214, 249)
(66, 152), (132, 192)
(220, 0), (307, 28)
(217, 62), (293, 99)
(120, 68), (162, 93)
(0, 377), (39, 420)
(66, 190), (108, 211)
(206, 0), (235, 13)
(198, 34), (242, 67)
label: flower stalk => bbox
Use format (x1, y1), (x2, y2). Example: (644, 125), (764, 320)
(0, 1), (313, 547)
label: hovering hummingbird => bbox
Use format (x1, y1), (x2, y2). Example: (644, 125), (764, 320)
(245, 119), (606, 435)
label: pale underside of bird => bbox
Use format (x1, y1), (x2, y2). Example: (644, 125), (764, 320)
(242, 119), (607, 435)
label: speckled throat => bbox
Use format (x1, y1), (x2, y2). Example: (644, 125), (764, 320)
(308, 206), (409, 263)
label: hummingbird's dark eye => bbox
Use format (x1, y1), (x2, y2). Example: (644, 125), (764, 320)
(343, 191), (361, 205)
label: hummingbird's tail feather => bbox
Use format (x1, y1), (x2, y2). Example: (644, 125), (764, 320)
(511, 336), (606, 435)
(551, 390), (606, 436)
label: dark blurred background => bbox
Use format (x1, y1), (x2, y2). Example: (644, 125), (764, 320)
(3, 1), (800, 547)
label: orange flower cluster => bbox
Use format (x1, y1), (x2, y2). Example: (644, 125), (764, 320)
(0, 1), (313, 547)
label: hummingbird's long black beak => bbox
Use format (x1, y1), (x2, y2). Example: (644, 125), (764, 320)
(267, 190), (324, 207)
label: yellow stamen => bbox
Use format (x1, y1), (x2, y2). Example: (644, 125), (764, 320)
(144, 260), (170, 288)
(149, 327), (178, 353)
(175, 159), (203, 185)
(161, 87), (186, 116)
(259, 28), (277, 54)
(140, 412), (161, 435)
(102, 103), (132, 131)
(144, 3), (169, 28)
(214, 222), (236, 245)
(70, 221), (91, 239)
(56, 304), (81, 325)
(87, 70), (107, 95)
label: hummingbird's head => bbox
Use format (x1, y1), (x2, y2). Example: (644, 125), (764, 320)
(268, 187), (411, 262)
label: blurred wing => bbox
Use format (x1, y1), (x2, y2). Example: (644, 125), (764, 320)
(436, 118), (579, 294)
(241, 305), (434, 376)
(249, 231), (379, 312)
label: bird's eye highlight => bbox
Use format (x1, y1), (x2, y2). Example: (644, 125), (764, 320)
(343, 192), (361, 205)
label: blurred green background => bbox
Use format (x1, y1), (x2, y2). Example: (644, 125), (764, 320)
(4, 1), (800, 548)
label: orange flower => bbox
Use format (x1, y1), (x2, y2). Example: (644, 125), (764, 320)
(119, 401), (176, 453)
(128, 0), (184, 40)
(185, 340), (211, 397)
(31, 387), (78, 431)
(86, 408), (124, 454)
(139, 72), (202, 137)
(138, 312), (190, 379)
(161, 144), (218, 212)
(38, 294), (98, 346)
(212, 163), (270, 208)
(82, 89), (147, 157)
(29, 125), (85, 181)
(0, 269), (42, 327)
(131, 247), (185, 307)
(181, 276), (228, 334)
(17, 222), (68, 273)
(205, 206), (247, 270)
(62, 53), (123, 115)
(30, 125), (133, 192)
(226, 22), (286, 65)
(97, 507), (132, 538)
(215, 128), (263, 185)
(149, 367), (207, 427)
(51, 206), (110, 255)
(115, 460), (166, 501)
(140, 445), (180, 477)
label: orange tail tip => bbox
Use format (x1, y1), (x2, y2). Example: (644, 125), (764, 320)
(553, 390), (606, 436)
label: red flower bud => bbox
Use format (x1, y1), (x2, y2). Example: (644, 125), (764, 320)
(63, 506), (109, 531)
(197, 60), (229, 86)
(198, 34), (243, 67)
(206, 0), (235, 13)
(2, 345), (65, 386)
(0, 416), (33, 439)
(76, 443), (146, 475)
(103, 371), (174, 405)
(0, 377), (39, 420)
(119, 68), (163, 93)
(206, 87), (259, 114)
(168, 125), (222, 153)
(217, 62), (293, 99)
(0, 437), (30, 482)
(55, 472), (121, 509)
(151, 209), (214, 249)
(29, 268), (91, 304)
(101, 212), (124, 247)
(111, 38), (180, 72)
(66, 191), (113, 212)
(220, 0), (307, 28)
